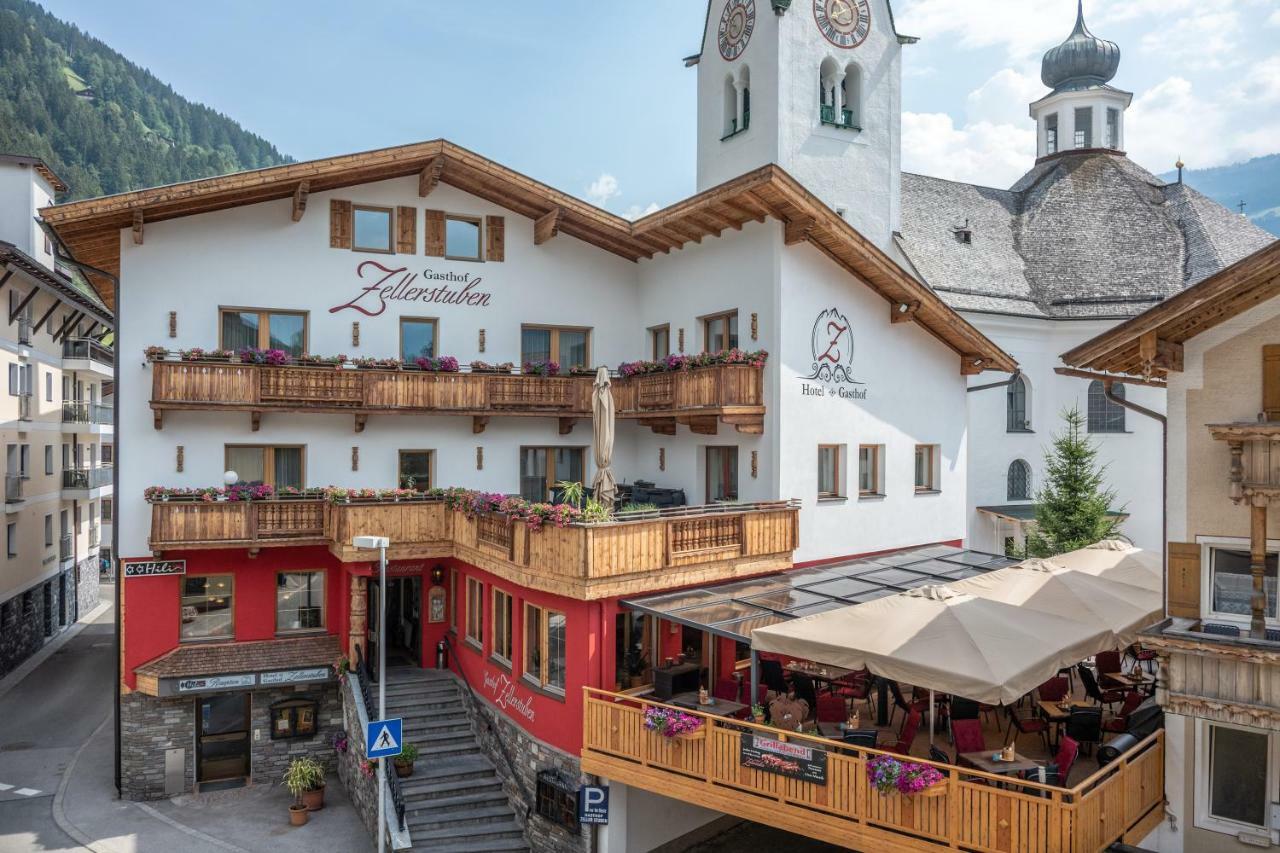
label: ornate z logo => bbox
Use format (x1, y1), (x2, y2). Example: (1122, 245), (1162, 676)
(804, 308), (862, 384)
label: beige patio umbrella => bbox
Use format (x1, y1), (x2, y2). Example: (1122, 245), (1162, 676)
(590, 366), (617, 508)
(1034, 540), (1162, 593)
(752, 584), (1113, 708)
(950, 558), (1162, 647)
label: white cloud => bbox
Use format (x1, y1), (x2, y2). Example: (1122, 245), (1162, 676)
(1269, 8), (1280, 26)
(1126, 75), (1280, 172)
(964, 68), (1044, 127)
(897, 0), (1072, 60)
(901, 112), (1036, 188)
(623, 202), (660, 221)
(1234, 56), (1280, 104)
(585, 173), (620, 206)
(1138, 9), (1239, 70)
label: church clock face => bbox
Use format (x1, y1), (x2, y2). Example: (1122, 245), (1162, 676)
(814, 0), (871, 49)
(718, 0), (756, 61)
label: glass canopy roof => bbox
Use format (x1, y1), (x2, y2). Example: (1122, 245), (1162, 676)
(621, 544), (1017, 643)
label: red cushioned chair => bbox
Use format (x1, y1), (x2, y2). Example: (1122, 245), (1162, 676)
(816, 693), (847, 723)
(713, 677), (741, 704)
(1046, 736), (1079, 787)
(1102, 691), (1144, 733)
(1037, 676), (1069, 703)
(1004, 705), (1051, 753)
(889, 709), (922, 755)
(951, 718), (987, 758)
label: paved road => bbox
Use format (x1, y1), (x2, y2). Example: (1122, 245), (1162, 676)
(0, 590), (114, 852)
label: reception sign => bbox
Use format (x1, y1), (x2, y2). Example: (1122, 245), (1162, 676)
(740, 732), (828, 784)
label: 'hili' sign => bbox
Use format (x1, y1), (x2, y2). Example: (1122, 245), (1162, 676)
(329, 260), (493, 317)
(123, 560), (186, 578)
(739, 732), (828, 784)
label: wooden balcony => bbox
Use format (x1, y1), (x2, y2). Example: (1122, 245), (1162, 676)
(148, 359), (764, 435)
(581, 689), (1165, 853)
(150, 498), (799, 598)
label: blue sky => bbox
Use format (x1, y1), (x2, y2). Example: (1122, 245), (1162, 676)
(36, 0), (1280, 214)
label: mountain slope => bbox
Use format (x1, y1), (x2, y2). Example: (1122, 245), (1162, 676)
(0, 0), (290, 200)
(1160, 154), (1280, 238)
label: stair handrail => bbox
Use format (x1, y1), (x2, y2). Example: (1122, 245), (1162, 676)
(443, 634), (533, 820)
(352, 643), (408, 831)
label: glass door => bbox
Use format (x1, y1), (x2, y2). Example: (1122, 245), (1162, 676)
(197, 693), (250, 785)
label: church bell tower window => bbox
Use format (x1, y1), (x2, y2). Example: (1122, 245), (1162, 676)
(1105, 108), (1119, 149)
(1073, 107), (1093, 149)
(1045, 114), (1058, 155)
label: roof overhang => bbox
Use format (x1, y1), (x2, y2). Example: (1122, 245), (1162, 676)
(0, 243), (113, 330)
(41, 140), (1013, 372)
(1060, 239), (1280, 378)
(0, 153), (68, 193)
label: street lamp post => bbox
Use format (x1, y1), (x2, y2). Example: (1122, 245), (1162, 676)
(353, 535), (390, 853)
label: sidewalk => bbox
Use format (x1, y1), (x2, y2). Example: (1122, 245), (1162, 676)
(56, 714), (373, 853)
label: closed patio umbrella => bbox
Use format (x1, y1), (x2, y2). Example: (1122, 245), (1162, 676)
(752, 584), (1112, 708)
(590, 366), (617, 508)
(950, 558), (1162, 646)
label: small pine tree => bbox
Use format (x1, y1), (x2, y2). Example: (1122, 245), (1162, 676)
(1026, 406), (1124, 558)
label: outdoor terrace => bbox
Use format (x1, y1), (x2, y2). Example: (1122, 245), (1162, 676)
(146, 352), (765, 436)
(148, 494), (799, 599)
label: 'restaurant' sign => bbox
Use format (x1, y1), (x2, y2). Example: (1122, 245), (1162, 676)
(123, 560), (186, 578)
(260, 667), (331, 686)
(177, 674), (256, 693)
(161, 666), (333, 697)
(739, 732), (828, 784)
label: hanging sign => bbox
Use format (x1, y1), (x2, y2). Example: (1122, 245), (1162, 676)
(123, 560), (186, 578)
(739, 732), (828, 784)
(577, 785), (609, 825)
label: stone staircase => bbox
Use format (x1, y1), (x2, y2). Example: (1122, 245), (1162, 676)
(384, 667), (529, 853)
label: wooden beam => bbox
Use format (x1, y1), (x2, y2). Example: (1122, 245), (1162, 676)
(51, 310), (82, 343)
(709, 203), (746, 230)
(291, 181), (310, 222)
(473, 415), (489, 434)
(354, 413), (367, 434)
(8, 287), (37, 325)
(132, 211), (144, 245)
(1138, 330), (1184, 374)
(0, 271), (12, 294)
(1052, 367), (1167, 389)
(890, 302), (920, 324)
(153, 409), (163, 430)
(534, 208), (562, 245)
(662, 221), (704, 245)
(558, 417), (575, 435)
(783, 216), (816, 246)
(418, 156), (444, 198)
(250, 411), (261, 432)
(960, 355), (987, 376)
(31, 301), (58, 334)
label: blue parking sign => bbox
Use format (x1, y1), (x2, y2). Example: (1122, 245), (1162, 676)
(578, 785), (609, 825)
(366, 718), (403, 760)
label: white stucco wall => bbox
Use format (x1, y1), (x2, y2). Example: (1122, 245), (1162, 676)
(597, 782), (725, 853)
(963, 313), (1165, 555)
(0, 162), (56, 267)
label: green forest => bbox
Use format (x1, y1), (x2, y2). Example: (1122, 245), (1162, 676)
(0, 0), (290, 200)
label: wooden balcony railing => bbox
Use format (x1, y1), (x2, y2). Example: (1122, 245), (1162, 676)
(150, 498), (799, 599)
(581, 689), (1165, 853)
(149, 359), (764, 435)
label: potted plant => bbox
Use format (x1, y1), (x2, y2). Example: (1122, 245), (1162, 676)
(751, 703), (766, 724)
(394, 743), (419, 778)
(283, 756), (324, 824)
(624, 649), (649, 689)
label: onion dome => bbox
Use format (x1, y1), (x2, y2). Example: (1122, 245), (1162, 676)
(1041, 1), (1120, 92)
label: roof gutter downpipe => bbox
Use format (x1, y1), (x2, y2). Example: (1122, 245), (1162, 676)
(1102, 379), (1169, 619)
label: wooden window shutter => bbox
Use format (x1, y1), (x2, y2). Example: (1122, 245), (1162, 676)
(1167, 542), (1201, 618)
(396, 206), (417, 255)
(1263, 345), (1280, 420)
(424, 210), (446, 257)
(329, 200), (352, 249)
(485, 216), (505, 262)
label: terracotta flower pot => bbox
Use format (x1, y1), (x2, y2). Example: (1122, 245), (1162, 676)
(394, 760), (414, 778)
(289, 804), (309, 826)
(302, 785), (325, 811)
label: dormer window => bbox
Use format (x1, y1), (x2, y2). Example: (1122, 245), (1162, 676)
(952, 220), (972, 245)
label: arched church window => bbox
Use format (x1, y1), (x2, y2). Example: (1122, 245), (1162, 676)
(1087, 380), (1125, 433)
(723, 74), (738, 138)
(841, 62), (861, 129)
(1007, 375), (1029, 432)
(739, 66), (751, 131)
(1007, 460), (1032, 501)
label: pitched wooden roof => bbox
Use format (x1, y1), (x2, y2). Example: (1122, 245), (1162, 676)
(40, 139), (1013, 372)
(1060, 239), (1280, 378)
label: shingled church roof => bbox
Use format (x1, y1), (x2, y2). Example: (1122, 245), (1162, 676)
(897, 151), (1275, 320)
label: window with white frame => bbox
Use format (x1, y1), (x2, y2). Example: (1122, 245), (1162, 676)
(1195, 719), (1277, 836)
(858, 444), (884, 497)
(1206, 544), (1277, 621)
(914, 444), (940, 492)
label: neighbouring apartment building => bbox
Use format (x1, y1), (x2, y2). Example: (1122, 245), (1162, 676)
(1063, 238), (1280, 851)
(0, 153), (114, 677)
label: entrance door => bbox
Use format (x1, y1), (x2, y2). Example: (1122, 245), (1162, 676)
(387, 577), (421, 666)
(197, 693), (251, 786)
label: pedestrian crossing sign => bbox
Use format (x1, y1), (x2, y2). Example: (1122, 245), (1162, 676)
(366, 717), (403, 759)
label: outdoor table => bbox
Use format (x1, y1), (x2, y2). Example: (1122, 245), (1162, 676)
(1100, 671), (1154, 692)
(959, 750), (1042, 777)
(784, 662), (856, 686)
(815, 721), (878, 744)
(669, 691), (748, 719)
(1035, 699), (1093, 724)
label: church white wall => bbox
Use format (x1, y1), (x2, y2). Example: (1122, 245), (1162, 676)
(963, 313), (1165, 555)
(114, 176), (641, 557)
(779, 241), (968, 563)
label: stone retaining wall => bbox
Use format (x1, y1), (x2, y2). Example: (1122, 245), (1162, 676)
(0, 583), (47, 678)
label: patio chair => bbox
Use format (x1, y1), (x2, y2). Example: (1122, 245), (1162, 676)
(888, 680), (927, 730)
(842, 729), (880, 749)
(833, 671), (874, 714)
(888, 709), (922, 755)
(759, 658), (790, 695)
(951, 718), (987, 760)
(1094, 650), (1122, 676)
(1065, 708), (1103, 756)
(1037, 676), (1069, 704)
(1043, 736), (1079, 786)
(928, 744), (952, 765)
(713, 677), (741, 704)
(815, 693), (846, 723)
(1102, 691), (1144, 733)
(791, 672), (819, 718)
(1004, 705), (1050, 753)
(1077, 663), (1124, 712)
(1123, 643), (1157, 675)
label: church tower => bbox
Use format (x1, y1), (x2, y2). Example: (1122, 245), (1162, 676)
(692, 0), (913, 250)
(1029, 1), (1131, 159)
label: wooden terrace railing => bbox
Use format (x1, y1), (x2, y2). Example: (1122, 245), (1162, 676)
(149, 359), (764, 435)
(150, 498), (799, 599)
(581, 689), (1164, 853)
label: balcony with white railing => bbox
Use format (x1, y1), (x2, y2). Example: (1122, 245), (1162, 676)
(62, 337), (114, 377)
(62, 465), (112, 497)
(61, 400), (113, 433)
